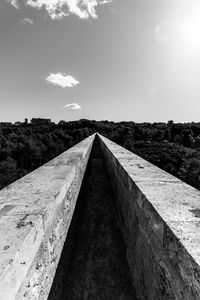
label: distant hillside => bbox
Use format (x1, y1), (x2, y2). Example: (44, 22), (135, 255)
(1, 119), (200, 190)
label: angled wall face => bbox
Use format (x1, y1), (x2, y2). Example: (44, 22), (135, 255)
(48, 136), (138, 300)
(1, 133), (200, 300)
(98, 134), (200, 300)
(0, 134), (95, 300)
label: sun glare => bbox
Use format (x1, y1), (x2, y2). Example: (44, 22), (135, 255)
(159, 2), (200, 57)
(172, 1), (200, 54)
(179, 18), (200, 52)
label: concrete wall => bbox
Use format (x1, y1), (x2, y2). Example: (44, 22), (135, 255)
(98, 134), (200, 300)
(0, 134), (95, 300)
(2, 132), (200, 300)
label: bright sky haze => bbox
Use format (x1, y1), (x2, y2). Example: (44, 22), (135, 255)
(1, 0), (200, 123)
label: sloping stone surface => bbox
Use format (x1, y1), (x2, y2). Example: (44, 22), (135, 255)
(0, 134), (95, 300)
(98, 133), (200, 300)
(49, 138), (137, 300)
(1, 132), (200, 299)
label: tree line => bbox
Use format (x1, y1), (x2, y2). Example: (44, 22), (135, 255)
(1, 119), (200, 190)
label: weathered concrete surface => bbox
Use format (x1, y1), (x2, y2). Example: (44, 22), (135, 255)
(48, 139), (137, 300)
(2, 132), (200, 300)
(0, 134), (95, 300)
(98, 134), (200, 300)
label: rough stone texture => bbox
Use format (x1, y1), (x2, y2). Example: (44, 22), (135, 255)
(2, 133), (200, 300)
(0, 134), (95, 300)
(48, 138), (137, 300)
(98, 133), (200, 300)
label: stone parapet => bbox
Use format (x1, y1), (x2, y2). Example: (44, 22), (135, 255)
(0, 134), (95, 300)
(98, 133), (200, 300)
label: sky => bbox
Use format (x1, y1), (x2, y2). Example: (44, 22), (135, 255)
(1, 0), (200, 123)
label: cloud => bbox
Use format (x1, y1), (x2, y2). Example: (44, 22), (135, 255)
(46, 73), (79, 88)
(20, 18), (34, 24)
(63, 103), (81, 109)
(7, 0), (111, 19)
(8, 0), (19, 9)
(101, 0), (111, 3)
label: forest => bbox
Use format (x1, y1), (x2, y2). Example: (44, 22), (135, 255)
(0, 119), (200, 191)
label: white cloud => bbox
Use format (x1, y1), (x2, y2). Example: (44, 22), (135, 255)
(63, 103), (81, 109)
(20, 18), (34, 24)
(100, 0), (111, 4)
(7, 0), (111, 19)
(8, 0), (19, 9)
(46, 73), (79, 88)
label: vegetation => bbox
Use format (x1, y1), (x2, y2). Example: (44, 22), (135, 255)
(1, 119), (200, 191)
